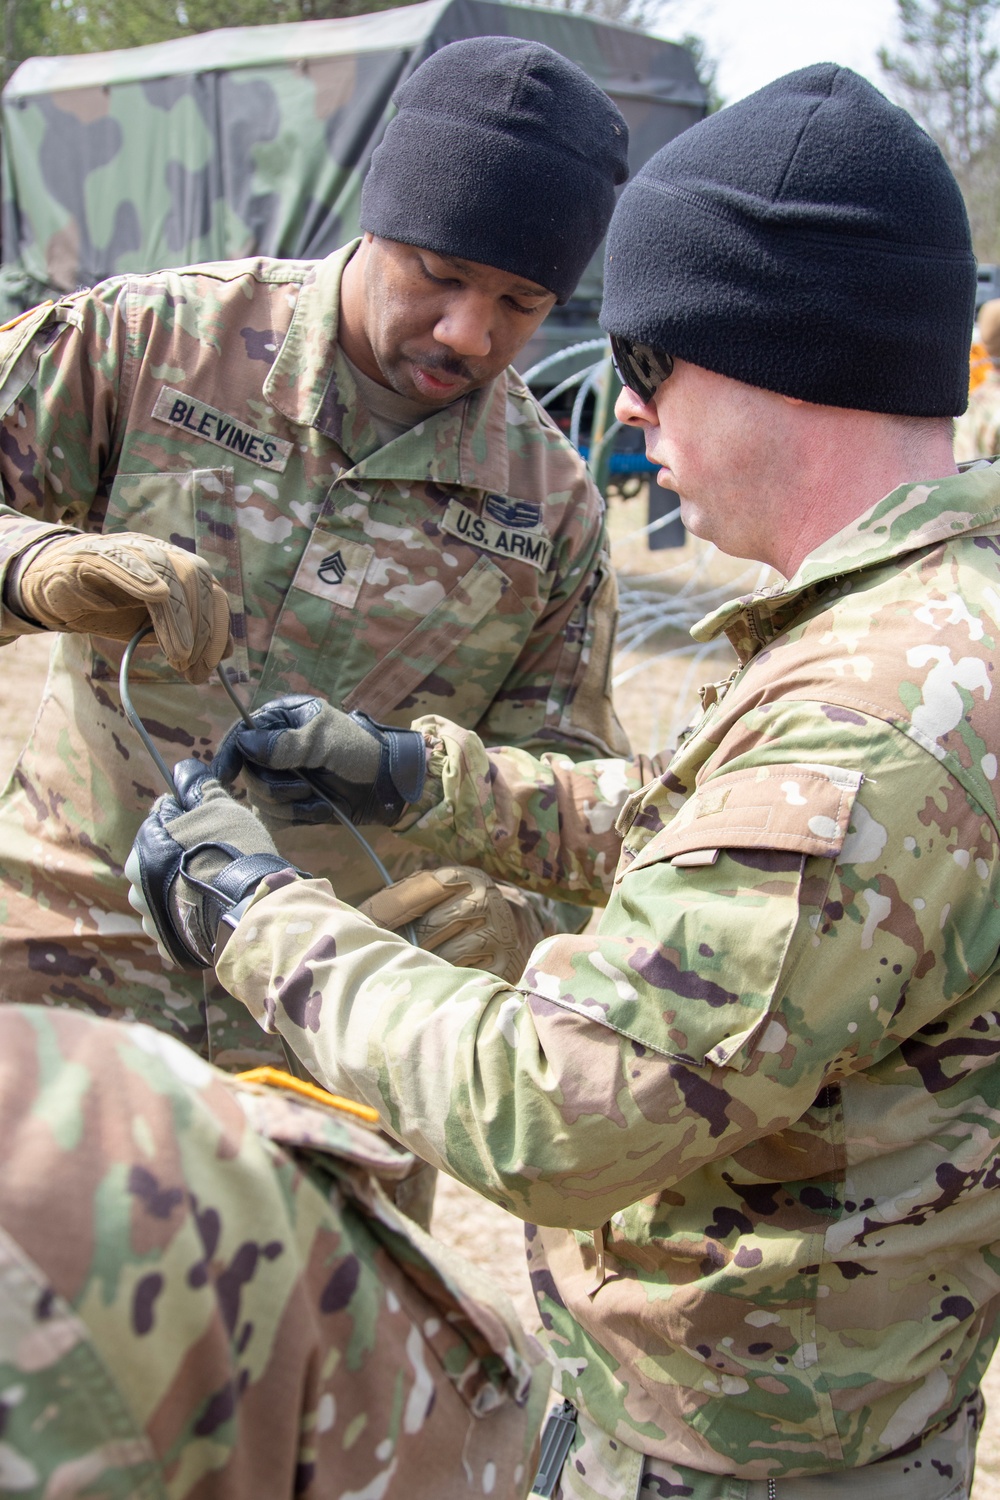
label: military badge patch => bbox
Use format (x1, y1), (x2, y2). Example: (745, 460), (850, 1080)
(292, 530), (373, 609)
(484, 495), (543, 530)
(442, 500), (552, 572)
(152, 387), (293, 472)
(318, 551), (347, 586)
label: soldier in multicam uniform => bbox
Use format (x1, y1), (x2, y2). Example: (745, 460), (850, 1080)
(130, 65), (998, 1500)
(0, 37), (630, 1070)
(954, 298), (1000, 461)
(0, 1003), (548, 1496)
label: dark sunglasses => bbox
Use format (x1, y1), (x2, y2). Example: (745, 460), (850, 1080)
(610, 334), (674, 405)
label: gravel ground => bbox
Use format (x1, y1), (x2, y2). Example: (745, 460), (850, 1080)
(2, 506), (998, 1493)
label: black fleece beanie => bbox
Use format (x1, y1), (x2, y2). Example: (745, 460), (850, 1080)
(601, 64), (976, 416)
(361, 37), (629, 304)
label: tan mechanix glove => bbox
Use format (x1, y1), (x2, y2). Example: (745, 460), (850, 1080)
(13, 530), (232, 683)
(359, 865), (545, 985)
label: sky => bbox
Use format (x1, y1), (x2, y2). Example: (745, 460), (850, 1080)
(655, 0), (902, 106)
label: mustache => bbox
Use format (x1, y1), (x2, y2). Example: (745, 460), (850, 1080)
(406, 347), (478, 383)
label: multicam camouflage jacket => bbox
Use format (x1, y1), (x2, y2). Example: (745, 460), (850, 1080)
(953, 370), (1000, 462)
(0, 240), (626, 1068)
(217, 463), (1000, 1486)
(0, 1004), (548, 1498)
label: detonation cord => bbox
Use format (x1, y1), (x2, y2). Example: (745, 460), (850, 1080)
(118, 628), (418, 949)
(213, 656), (405, 896)
(119, 630), (178, 796)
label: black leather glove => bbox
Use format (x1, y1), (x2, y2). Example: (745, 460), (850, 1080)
(124, 758), (299, 969)
(212, 694), (426, 827)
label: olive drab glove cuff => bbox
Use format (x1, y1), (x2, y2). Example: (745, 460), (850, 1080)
(124, 759), (300, 970)
(212, 693), (426, 827)
(359, 866), (545, 985)
(14, 529), (233, 683)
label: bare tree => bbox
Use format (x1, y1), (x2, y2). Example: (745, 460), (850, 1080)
(544, 0), (663, 29)
(538, 0), (723, 119)
(680, 30), (722, 112)
(880, 0), (1000, 259)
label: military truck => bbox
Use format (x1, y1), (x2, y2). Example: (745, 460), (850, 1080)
(0, 0), (706, 374)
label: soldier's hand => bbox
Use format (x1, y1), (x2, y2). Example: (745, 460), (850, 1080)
(212, 693), (426, 827)
(124, 758), (298, 969)
(360, 866), (545, 984)
(15, 530), (232, 683)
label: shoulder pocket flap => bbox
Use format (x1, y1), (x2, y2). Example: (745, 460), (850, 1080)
(342, 553), (509, 719)
(625, 763), (863, 876)
(227, 1080), (417, 1179)
(0, 301), (60, 411)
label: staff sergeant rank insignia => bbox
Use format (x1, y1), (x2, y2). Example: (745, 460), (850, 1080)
(152, 387), (293, 473)
(318, 551), (347, 586)
(442, 499), (552, 572)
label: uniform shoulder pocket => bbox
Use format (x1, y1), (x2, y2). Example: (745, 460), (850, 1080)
(0, 301), (59, 415)
(593, 764), (865, 1068)
(226, 1076), (415, 1178)
(227, 1074), (540, 1417)
(620, 761), (862, 878)
(341, 553), (511, 719)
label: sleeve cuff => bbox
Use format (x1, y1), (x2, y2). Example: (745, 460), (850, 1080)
(392, 734), (446, 831)
(0, 526), (71, 635)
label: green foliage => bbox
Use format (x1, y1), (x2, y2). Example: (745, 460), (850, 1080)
(879, 0), (1000, 258)
(680, 31), (723, 112)
(3, 0), (417, 77)
(879, 0), (1000, 166)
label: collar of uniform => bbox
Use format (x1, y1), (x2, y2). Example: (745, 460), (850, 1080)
(345, 367), (513, 493)
(263, 236), (512, 492)
(691, 462), (1000, 658)
(263, 240), (359, 433)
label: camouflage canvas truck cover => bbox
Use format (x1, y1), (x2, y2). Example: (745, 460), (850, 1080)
(0, 0), (705, 346)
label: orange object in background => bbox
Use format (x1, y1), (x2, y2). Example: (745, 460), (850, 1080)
(971, 339), (991, 392)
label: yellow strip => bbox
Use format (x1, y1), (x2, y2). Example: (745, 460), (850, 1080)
(235, 1065), (379, 1123)
(0, 300), (53, 333)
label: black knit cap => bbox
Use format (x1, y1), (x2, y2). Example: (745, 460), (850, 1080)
(601, 64), (976, 416)
(361, 37), (629, 304)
